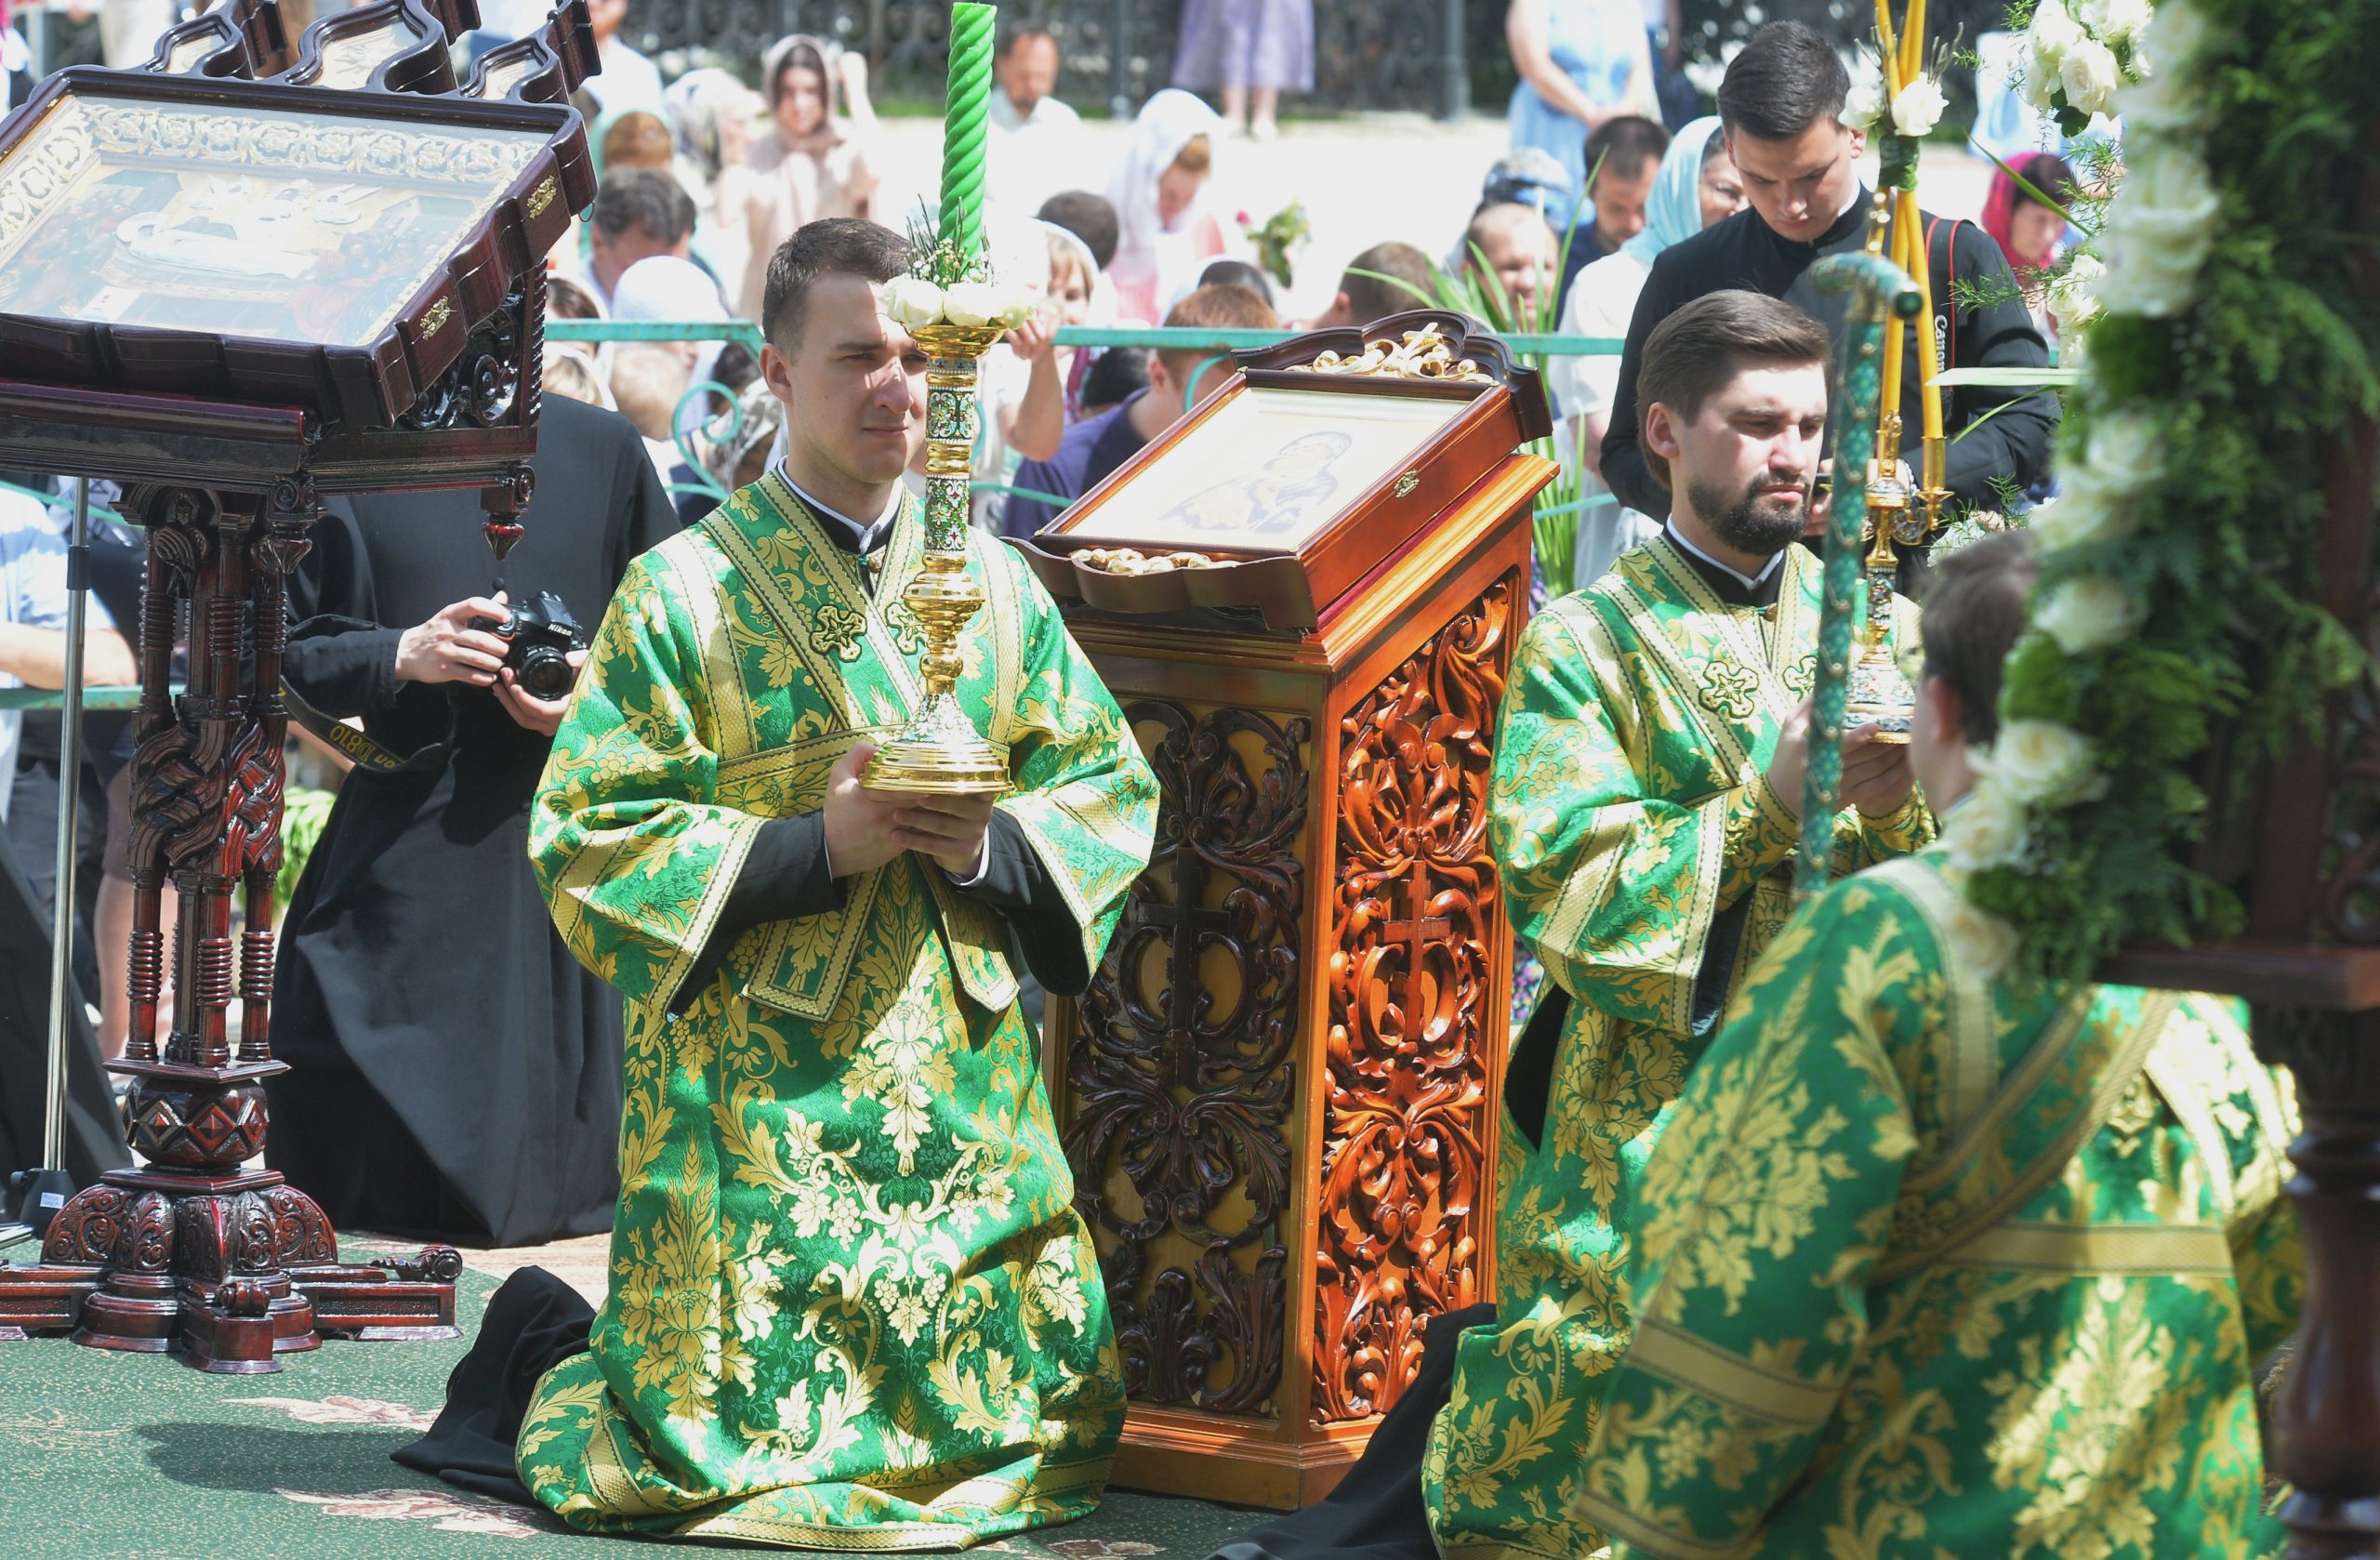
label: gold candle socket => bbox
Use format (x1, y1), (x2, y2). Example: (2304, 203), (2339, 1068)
(1845, 414), (1919, 744)
(862, 321), (1013, 796)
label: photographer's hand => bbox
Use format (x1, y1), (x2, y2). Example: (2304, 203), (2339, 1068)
(396, 592), (512, 687)
(494, 651), (588, 738)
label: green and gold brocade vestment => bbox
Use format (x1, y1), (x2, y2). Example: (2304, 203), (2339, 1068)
(1573, 847), (2301, 1560)
(519, 474), (1158, 1549)
(1424, 535), (1932, 1559)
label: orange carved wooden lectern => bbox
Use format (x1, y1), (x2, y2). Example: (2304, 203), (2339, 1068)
(1019, 313), (1557, 1507)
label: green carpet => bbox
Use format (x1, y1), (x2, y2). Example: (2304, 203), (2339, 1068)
(0, 1248), (1260, 1560)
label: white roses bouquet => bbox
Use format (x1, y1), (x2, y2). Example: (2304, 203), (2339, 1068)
(2022, 0), (2152, 129)
(879, 274), (1037, 332)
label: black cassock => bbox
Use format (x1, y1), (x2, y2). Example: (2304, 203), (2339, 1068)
(268, 397), (677, 1247)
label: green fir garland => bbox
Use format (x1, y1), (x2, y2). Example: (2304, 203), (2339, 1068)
(1949, 0), (2380, 981)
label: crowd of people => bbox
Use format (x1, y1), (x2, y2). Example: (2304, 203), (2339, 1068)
(0, 6), (2290, 1558)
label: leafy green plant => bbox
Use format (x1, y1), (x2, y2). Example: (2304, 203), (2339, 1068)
(1353, 211), (1593, 599)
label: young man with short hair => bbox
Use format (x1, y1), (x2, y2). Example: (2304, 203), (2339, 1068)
(1601, 20), (2056, 522)
(1315, 241), (1436, 329)
(1001, 281), (1276, 536)
(509, 218), (1158, 1545)
(1554, 112), (1668, 308)
(1572, 530), (2301, 1559)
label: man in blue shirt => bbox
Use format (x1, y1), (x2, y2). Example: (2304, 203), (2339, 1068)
(1002, 282), (1276, 537)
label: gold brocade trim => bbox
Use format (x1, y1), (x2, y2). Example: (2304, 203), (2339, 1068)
(582, 1407), (687, 1518)
(1570, 1491), (1757, 1560)
(675, 1454), (1112, 1551)
(657, 539), (756, 764)
(1878, 994), (2180, 1282)
(1899, 996), (2092, 1199)
(1865, 855), (1997, 1140)
(1939, 1220), (2236, 1276)
(1625, 1316), (1842, 1427)
(2144, 1020), (2240, 1221)
(705, 485), (871, 730)
(1606, 553), (1743, 780)
(651, 808), (766, 1016)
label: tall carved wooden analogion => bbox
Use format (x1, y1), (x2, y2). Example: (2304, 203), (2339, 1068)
(0, 0), (596, 1369)
(1019, 314), (1557, 1506)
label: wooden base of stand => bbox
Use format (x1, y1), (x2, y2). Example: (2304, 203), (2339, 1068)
(0, 1167), (459, 1372)
(1109, 1405), (1376, 1510)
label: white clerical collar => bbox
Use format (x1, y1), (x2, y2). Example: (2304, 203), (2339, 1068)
(1665, 522), (1786, 591)
(775, 464), (905, 553)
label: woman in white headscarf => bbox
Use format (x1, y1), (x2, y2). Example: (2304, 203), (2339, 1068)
(741, 33), (881, 322)
(664, 67), (761, 310)
(1552, 115), (1746, 584)
(1104, 87), (1233, 324)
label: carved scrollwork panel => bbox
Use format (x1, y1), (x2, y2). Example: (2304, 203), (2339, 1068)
(1315, 572), (1516, 1422)
(1063, 700), (1308, 1418)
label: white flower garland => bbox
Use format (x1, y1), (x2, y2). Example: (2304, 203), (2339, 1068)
(2021, 0), (2151, 123)
(1948, 0), (2221, 975)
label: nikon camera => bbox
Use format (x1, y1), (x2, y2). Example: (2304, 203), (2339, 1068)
(469, 589), (588, 701)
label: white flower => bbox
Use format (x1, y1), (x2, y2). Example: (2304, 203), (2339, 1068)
(994, 286), (1038, 329)
(1947, 775), (2032, 871)
(942, 281), (1003, 328)
(1984, 720), (2100, 805)
(1842, 61), (1886, 130)
(2030, 478), (2131, 552)
(2034, 574), (2148, 654)
(2098, 143), (2218, 316)
(1946, 896), (2021, 977)
(1890, 77), (1950, 138)
(879, 276), (945, 328)
(2030, 0), (2084, 72)
(2058, 37), (2122, 116)
(2020, 61), (2063, 113)
(2116, 57), (2193, 132)
(2078, 0), (2153, 46)
(2082, 408), (2166, 491)
(2139, 0), (2215, 77)
(2045, 252), (2105, 335)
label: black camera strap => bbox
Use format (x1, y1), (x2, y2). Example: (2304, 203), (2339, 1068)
(280, 677), (458, 777)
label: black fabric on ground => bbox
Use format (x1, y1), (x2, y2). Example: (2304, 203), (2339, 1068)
(1207, 1302), (1497, 1560)
(0, 829), (126, 1188)
(269, 397), (678, 1249)
(393, 1265), (596, 1502)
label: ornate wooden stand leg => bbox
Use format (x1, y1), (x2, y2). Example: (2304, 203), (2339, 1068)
(0, 482), (460, 1368)
(2256, 1005), (2380, 1560)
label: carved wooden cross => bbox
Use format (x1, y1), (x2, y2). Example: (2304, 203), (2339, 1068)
(1137, 841), (1237, 1050)
(1381, 857), (1451, 1034)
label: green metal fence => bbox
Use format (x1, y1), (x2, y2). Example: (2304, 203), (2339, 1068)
(3, 321), (1627, 711)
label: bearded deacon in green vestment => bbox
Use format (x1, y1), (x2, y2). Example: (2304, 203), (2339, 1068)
(517, 219), (1158, 1549)
(1574, 533), (2301, 1560)
(1423, 292), (1934, 1559)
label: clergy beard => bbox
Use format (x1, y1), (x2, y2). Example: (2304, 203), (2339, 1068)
(1687, 473), (1810, 560)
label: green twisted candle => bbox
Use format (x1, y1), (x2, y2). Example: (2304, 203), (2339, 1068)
(938, 2), (998, 261)
(1798, 251), (1922, 899)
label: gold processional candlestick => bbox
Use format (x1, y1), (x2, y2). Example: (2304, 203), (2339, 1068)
(862, 321), (1013, 794)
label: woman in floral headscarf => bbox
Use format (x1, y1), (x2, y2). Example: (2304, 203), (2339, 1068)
(664, 66), (761, 310)
(739, 33), (881, 321)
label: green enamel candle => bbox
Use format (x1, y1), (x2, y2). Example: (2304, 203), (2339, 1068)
(938, 2), (998, 260)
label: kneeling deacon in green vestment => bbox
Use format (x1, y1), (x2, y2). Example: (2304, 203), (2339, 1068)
(1424, 291), (1934, 1559)
(516, 218), (1159, 1548)
(1573, 532), (2302, 1559)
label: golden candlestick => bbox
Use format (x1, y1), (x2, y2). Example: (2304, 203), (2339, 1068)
(1845, 412), (1918, 743)
(863, 321), (1012, 795)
